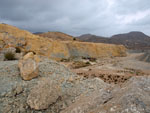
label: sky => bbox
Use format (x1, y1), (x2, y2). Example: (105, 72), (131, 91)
(0, 0), (150, 37)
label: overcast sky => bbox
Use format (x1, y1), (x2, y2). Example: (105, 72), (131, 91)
(0, 0), (150, 37)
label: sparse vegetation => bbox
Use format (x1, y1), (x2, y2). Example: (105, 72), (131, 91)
(73, 38), (76, 41)
(71, 61), (91, 69)
(82, 57), (97, 62)
(89, 58), (97, 62)
(60, 58), (70, 62)
(4, 52), (15, 60)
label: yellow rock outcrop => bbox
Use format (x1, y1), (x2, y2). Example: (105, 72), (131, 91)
(0, 24), (126, 60)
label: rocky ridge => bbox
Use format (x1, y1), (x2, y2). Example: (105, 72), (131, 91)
(0, 24), (126, 61)
(35, 31), (75, 41)
(77, 32), (150, 50)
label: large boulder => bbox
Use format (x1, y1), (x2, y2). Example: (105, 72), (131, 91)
(61, 76), (150, 113)
(92, 76), (150, 113)
(27, 77), (62, 110)
(60, 88), (113, 113)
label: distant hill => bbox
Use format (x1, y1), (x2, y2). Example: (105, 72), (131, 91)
(33, 32), (44, 34)
(77, 34), (108, 43)
(77, 31), (150, 50)
(35, 32), (77, 41)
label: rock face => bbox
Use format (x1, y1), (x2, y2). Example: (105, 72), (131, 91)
(0, 24), (126, 60)
(89, 76), (150, 113)
(61, 76), (150, 113)
(18, 58), (38, 80)
(27, 77), (62, 110)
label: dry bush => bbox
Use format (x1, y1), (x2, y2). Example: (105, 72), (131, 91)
(4, 52), (15, 60)
(71, 61), (91, 69)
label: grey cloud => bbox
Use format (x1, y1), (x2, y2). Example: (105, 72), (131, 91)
(0, 0), (150, 36)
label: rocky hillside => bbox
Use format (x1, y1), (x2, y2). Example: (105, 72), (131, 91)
(77, 34), (109, 43)
(35, 31), (76, 41)
(0, 24), (126, 61)
(110, 31), (150, 49)
(137, 51), (150, 63)
(77, 31), (150, 50)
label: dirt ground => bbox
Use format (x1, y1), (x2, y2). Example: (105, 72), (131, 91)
(61, 52), (150, 84)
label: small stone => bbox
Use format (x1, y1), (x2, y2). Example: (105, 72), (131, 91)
(15, 86), (23, 95)
(1, 92), (6, 97)
(6, 91), (13, 97)
(68, 76), (74, 82)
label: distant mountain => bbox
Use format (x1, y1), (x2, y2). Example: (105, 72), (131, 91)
(77, 34), (108, 43)
(33, 32), (44, 34)
(35, 32), (77, 41)
(110, 31), (150, 49)
(77, 31), (150, 50)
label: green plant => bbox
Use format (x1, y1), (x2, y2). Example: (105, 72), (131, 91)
(4, 52), (15, 60)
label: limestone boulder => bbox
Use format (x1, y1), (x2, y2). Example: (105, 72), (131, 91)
(23, 52), (34, 60)
(27, 77), (62, 110)
(18, 58), (38, 80)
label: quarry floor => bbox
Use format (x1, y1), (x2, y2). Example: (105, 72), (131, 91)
(61, 52), (150, 84)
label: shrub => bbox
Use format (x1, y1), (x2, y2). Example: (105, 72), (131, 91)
(71, 61), (91, 69)
(15, 47), (21, 53)
(85, 61), (90, 65)
(73, 38), (76, 41)
(89, 58), (97, 62)
(4, 52), (15, 60)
